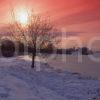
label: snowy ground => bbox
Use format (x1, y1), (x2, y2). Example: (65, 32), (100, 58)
(48, 54), (100, 78)
(0, 56), (100, 100)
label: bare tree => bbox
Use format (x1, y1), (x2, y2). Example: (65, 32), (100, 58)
(10, 11), (59, 68)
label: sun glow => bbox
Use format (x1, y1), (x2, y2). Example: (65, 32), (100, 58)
(15, 8), (29, 25)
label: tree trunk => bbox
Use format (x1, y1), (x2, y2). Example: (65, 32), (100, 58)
(31, 53), (35, 68)
(31, 44), (36, 68)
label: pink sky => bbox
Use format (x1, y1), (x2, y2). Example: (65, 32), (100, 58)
(0, 0), (100, 49)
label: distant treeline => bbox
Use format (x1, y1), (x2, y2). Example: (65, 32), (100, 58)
(0, 39), (93, 57)
(56, 47), (93, 55)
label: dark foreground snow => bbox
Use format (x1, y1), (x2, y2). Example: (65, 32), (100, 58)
(0, 56), (100, 100)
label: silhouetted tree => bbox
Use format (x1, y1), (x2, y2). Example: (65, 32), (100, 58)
(10, 11), (59, 68)
(1, 39), (15, 57)
(82, 47), (89, 55)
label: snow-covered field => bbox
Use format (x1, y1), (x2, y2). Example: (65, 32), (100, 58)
(0, 56), (100, 100)
(48, 53), (100, 78)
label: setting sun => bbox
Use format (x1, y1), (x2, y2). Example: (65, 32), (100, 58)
(15, 8), (29, 25)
